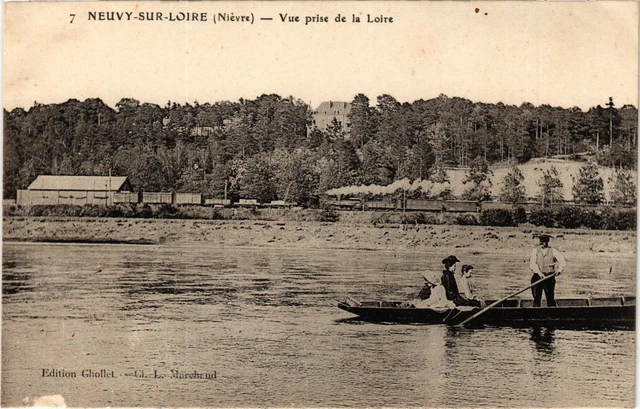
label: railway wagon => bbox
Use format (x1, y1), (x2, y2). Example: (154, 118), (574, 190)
(328, 199), (363, 210)
(479, 201), (510, 211)
(443, 200), (479, 212)
(481, 201), (542, 213)
(113, 192), (140, 204)
(205, 198), (232, 207)
(142, 192), (173, 204)
(237, 199), (260, 207)
(266, 200), (297, 208)
(365, 200), (398, 211)
(175, 193), (203, 206)
(405, 199), (445, 212)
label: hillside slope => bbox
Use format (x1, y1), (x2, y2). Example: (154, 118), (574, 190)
(447, 159), (635, 201)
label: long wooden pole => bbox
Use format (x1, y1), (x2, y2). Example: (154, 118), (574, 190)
(457, 272), (558, 326)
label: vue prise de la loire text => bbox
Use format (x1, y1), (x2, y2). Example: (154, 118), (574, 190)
(83, 11), (394, 24)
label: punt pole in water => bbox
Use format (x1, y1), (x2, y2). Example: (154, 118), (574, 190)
(457, 272), (559, 326)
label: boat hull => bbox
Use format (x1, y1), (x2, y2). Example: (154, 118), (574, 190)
(338, 297), (635, 329)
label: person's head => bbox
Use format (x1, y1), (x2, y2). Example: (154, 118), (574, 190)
(442, 255), (460, 272)
(537, 234), (551, 248)
(423, 272), (441, 287)
(462, 264), (474, 277)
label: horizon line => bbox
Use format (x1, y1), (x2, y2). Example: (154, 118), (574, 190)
(4, 93), (638, 112)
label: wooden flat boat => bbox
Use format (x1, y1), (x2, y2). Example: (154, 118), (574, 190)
(337, 296), (635, 328)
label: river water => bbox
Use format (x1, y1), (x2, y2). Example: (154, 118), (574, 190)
(2, 242), (636, 407)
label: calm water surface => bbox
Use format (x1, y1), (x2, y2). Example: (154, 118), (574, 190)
(2, 243), (635, 407)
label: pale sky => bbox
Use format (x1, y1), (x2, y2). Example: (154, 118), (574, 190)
(4, 1), (638, 111)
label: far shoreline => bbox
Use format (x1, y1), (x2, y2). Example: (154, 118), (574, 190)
(3, 216), (635, 257)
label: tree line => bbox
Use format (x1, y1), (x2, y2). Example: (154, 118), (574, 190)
(4, 93), (637, 205)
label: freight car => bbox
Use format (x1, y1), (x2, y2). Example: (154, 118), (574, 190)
(265, 200), (297, 208)
(326, 198), (363, 210)
(236, 199), (260, 207)
(405, 199), (446, 212)
(442, 200), (478, 213)
(112, 192), (141, 204)
(175, 193), (203, 206)
(142, 192), (173, 204)
(364, 200), (398, 211)
(204, 198), (232, 207)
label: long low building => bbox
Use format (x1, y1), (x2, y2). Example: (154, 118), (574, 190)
(17, 175), (133, 206)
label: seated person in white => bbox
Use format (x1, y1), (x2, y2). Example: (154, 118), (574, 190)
(455, 264), (485, 308)
(411, 272), (456, 311)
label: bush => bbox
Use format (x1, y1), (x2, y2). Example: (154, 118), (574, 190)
(401, 212), (439, 225)
(528, 209), (557, 228)
(27, 205), (83, 217)
(612, 210), (637, 231)
(556, 207), (585, 229)
(153, 204), (177, 219)
(105, 205), (124, 218)
(600, 208), (636, 231)
(527, 206), (636, 231)
(480, 209), (516, 227)
(581, 210), (603, 230)
(513, 207), (527, 224)
(4, 204), (18, 215)
(372, 212), (401, 225)
(137, 204), (153, 218)
(455, 214), (479, 226)
(319, 208), (339, 222)
(116, 203), (139, 218)
(83, 205), (114, 217)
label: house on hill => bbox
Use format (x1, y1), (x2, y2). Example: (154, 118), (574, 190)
(311, 101), (352, 133)
(17, 175), (133, 206)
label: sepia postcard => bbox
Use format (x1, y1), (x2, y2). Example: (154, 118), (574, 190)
(2, 1), (638, 407)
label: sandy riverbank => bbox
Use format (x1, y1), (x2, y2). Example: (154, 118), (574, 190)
(3, 217), (636, 257)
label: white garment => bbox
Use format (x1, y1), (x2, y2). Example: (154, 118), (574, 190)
(412, 285), (455, 311)
(454, 273), (473, 298)
(529, 246), (566, 275)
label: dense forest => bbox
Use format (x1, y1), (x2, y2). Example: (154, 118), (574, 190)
(3, 94), (637, 205)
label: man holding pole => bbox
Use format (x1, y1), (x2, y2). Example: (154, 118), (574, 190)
(529, 234), (566, 307)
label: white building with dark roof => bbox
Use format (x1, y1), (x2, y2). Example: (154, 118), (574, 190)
(17, 175), (133, 206)
(311, 101), (352, 133)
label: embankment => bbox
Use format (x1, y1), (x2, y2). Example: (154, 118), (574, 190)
(3, 217), (635, 257)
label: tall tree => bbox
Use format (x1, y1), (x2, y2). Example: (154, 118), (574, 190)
(608, 169), (636, 205)
(499, 166), (526, 204)
(537, 166), (564, 207)
(347, 94), (377, 150)
(236, 153), (277, 203)
(462, 156), (493, 201)
(572, 161), (605, 204)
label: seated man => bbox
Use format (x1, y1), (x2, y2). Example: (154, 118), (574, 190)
(440, 255), (482, 308)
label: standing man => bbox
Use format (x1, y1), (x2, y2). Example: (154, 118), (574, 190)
(529, 234), (566, 307)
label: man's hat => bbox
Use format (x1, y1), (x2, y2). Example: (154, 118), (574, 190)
(537, 234), (552, 242)
(442, 255), (460, 266)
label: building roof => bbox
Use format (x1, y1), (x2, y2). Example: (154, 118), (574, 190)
(27, 175), (130, 191)
(315, 101), (351, 115)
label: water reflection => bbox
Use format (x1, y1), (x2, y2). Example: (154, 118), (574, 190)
(530, 327), (556, 355)
(2, 271), (36, 295)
